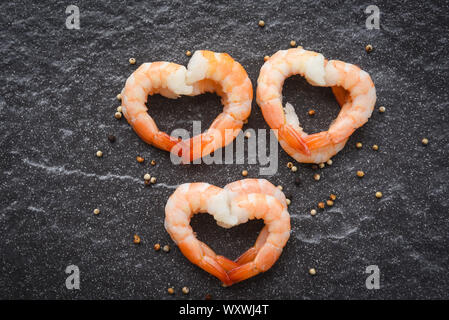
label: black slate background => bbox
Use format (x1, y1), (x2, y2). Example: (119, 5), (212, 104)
(1, 0), (448, 299)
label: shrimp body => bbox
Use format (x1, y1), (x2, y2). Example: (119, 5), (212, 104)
(224, 178), (287, 207)
(164, 179), (291, 286)
(121, 51), (252, 163)
(257, 48), (376, 163)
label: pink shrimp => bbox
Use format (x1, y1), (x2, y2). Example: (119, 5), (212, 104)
(257, 47), (376, 163)
(164, 179), (291, 286)
(120, 51), (252, 163)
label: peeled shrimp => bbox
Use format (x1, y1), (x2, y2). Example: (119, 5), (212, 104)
(257, 47), (376, 163)
(164, 179), (291, 286)
(120, 50), (252, 163)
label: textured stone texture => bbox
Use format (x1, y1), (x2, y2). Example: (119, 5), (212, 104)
(0, 0), (448, 299)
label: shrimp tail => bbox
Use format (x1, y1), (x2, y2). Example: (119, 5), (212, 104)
(227, 262), (260, 284)
(198, 256), (233, 287)
(234, 247), (258, 265)
(153, 131), (181, 152)
(278, 124), (311, 156)
(235, 226), (269, 265)
(175, 134), (215, 164)
(331, 86), (349, 108)
(178, 237), (232, 286)
(215, 255), (240, 272)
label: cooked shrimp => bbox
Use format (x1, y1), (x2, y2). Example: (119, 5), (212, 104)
(226, 193), (290, 284)
(164, 179), (291, 286)
(224, 178), (287, 267)
(256, 47), (376, 163)
(120, 51), (252, 163)
(224, 178), (287, 207)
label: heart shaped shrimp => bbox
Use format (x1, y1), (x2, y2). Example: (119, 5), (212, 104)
(164, 179), (291, 286)
(257, 47), (376, 163)
(120, 51), (253, 163)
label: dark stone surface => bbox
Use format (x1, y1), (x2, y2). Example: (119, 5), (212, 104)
(1, 0), (448, 299)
